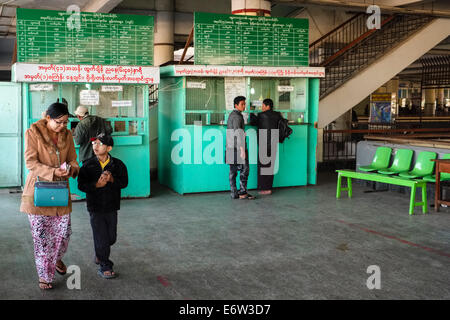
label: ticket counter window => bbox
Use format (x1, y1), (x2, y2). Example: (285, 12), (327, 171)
(249, 78), (308, 123)
(29, 84), (60, 120)
(185, 77), (226, 125)
(26, 83), (147, 135)
(67, 84), (144, 117)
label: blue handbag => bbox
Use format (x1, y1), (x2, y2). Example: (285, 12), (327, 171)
(34, 177), (69, 207)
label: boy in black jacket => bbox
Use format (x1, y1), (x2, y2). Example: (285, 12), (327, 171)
(78, 133), (128, 279)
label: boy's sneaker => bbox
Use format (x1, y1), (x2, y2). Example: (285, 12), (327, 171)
(239, 193), (256, 200)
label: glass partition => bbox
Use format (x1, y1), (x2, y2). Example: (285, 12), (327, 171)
(182, 77), (308, 125)
(28, 83), (146, 135)
(249, 77), (308, 123)
(29, 84), (59, 120)
(185, 77), (226, 125)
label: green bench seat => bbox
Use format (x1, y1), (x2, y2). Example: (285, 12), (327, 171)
(421, 153), (450, 183)
(377, 148), (413, 175)
(336, 170), (427, 215)
(398, 151), (436, 179)
(359, 147), (392, 172)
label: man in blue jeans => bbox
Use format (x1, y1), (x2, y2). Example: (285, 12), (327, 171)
(225, 96), (256, 200)
(78, 133), (128, 279)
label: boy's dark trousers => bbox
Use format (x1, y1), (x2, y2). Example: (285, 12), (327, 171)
(89, 211), (118, 272)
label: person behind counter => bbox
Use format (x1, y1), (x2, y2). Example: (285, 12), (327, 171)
(226, 96), (256, 200)
(20, 102), (80, 290)
(73, 106), (112, 163)
(249, 98), (283, 195)
(77, 133), (128, 279)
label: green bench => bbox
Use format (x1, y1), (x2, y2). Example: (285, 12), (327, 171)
(336, 170), (427, 215)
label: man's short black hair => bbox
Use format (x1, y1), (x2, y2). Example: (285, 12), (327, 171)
(263, 98), (274, 110)
(234, 96), (246, 108)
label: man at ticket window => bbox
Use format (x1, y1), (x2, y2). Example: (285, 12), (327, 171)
(226, 96), (256, 200)
(73, 106), (112, 163)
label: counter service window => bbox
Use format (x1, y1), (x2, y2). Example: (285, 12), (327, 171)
(185, 77), (226, 125)
(249, 78), (308, 123)
(28, 83), (146, 136)
(181, 76), (308, 126)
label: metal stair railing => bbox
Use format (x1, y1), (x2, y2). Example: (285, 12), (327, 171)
(309, 13), (366, 67)
(317, 14), (435, 99)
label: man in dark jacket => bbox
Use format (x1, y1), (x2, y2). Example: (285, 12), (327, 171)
(73, 106), (112, 163)
(78, 133), (128, 279)
(226, 96), (255, 200)
(249, 98), (283, 195)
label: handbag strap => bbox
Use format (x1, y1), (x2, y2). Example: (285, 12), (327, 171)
(55, 147), (60, 167)
(55, 146), (63, 182)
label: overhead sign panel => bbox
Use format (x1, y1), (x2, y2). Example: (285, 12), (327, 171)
(194, 12), (309, 67)
(16, 8), (154, 66)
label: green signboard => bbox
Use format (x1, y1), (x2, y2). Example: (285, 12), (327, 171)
(16, 8), (154, 66)
(194, 12), (309, 67)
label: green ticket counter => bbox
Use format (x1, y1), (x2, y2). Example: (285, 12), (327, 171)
(158, 65), (323, 194)
(12, 62), (159, 199)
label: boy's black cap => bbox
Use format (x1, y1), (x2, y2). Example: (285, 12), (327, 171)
(90, 133), (114, 147)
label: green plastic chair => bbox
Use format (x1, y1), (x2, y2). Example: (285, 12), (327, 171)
(378, 149), (413, 175)
(422, 153), (450, 182)
(398, 151), (437, 179)
(359, 147), (392, 172)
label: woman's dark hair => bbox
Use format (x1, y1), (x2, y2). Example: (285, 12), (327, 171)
(46, 102), (69, 119)
(263, 98), (274, 110)
(234, 96), (246, 108)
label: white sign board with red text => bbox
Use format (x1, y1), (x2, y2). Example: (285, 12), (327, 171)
(170, 65), (325, 78)
(12, 63), (160, 84)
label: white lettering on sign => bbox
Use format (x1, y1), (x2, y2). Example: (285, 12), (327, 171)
(296, 88), (305, 97)
(80, 90), (99, 105)
(12, 63), (160, 84)
(101, 85), (123, 92)
(186, 81), (206, 89)
(278, 85), (294, 92)
(30, 84), (54, 91)
(112, 100), (133, 107)
(173, 65), (325, 78)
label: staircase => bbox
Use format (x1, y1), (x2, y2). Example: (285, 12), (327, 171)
(309, 13), (450, 128)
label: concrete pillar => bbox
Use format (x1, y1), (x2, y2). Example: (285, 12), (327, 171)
(437, 88), (445, 109)
(231, 0), (271, 16)
(152, 0), (174, 178)
(154, 0), (174, 66)
(424, 89), (436, 115)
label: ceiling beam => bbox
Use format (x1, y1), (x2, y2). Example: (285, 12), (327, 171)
(272, 0), (450, 18)
(351, 0), (431, 6)
(82, 0), (124, 13)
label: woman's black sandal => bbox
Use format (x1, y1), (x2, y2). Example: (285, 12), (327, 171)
(55, 261), (67, 275)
